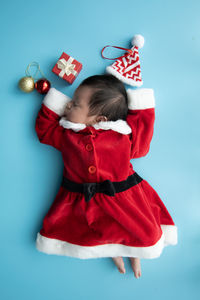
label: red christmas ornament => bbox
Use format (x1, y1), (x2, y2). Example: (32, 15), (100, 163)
(35, 78), (51, 94)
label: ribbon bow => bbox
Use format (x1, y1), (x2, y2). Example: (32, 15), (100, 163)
(57, 57), (78, 78)
(83, 180), (116, 202)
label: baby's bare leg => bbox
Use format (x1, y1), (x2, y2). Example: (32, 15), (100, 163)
(112, 256), (126, 274)
(129, 257), (142, 278)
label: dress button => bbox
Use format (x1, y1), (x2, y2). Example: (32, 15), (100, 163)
(88, 165), (96, 174)
(85, 144), (93, 151)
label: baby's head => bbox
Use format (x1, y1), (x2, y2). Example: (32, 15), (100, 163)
(64, 74), (128, 126)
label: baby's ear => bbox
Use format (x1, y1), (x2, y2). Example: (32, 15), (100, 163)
(97, 116), (107, 122)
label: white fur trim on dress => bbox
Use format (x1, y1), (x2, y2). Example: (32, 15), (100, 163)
(59, 118), (132, 135)
(161, 225), (178, 246)
(126, 88), (155, 110)
(36, 225), (177, 259)
(43, 88), (71, 116)
(106, 66), (143, 87)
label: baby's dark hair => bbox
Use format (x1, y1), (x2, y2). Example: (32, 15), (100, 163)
(79, 74), (128, 121)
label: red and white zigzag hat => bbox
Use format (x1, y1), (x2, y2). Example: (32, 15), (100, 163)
(102, 35), (145, 87)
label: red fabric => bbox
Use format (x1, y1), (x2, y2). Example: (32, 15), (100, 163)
(35, 104), (175, 247)
(52, 52), (82, 84)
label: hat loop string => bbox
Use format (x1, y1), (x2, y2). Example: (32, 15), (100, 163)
(101, 45), (133, 60)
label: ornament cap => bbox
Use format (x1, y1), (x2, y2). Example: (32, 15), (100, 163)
(105, 35), (144, 87)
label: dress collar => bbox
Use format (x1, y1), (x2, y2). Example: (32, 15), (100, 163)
(59, 117), (132, 134)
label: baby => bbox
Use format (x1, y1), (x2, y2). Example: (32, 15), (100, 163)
(64, 75), (141, 277)
(35, 74), (177, 278)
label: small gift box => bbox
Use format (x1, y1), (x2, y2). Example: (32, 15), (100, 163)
(52, 52), (82, 84)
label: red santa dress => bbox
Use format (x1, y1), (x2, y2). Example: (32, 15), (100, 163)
(35, 87), (178, 259)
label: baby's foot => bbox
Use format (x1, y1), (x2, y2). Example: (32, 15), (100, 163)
(129, 257), (142, 278)
(112, 256), (126, 274)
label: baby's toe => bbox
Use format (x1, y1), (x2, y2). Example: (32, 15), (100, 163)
(134, 270), (142, 278)
(112, 256), (126, 274)
(118, 265), (126, 274)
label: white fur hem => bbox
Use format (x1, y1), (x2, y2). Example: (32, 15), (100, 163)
(106, 66), (143, 87)
(161, 225), (178, 246)
(36, 225), (177, 259)
(126, 88), (155, 110)
(43, 88), (71, 116)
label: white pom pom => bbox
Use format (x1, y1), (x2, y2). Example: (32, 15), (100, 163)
(131, 34), (145, 48)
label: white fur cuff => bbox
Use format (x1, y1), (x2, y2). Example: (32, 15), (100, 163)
(126, 88), (155, 110)
(43, 88), (71, 116)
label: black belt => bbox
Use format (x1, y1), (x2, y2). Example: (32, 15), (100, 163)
(61, 172), (143, 202)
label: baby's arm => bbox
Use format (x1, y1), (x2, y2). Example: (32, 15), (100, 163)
(35, 88), (71, 151)
(126, 88), (155, 159)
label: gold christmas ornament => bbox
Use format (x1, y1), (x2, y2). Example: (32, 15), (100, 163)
(18, 76), (35, 93)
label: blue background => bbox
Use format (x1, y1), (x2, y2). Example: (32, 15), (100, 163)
(1, 0), (200, 299)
